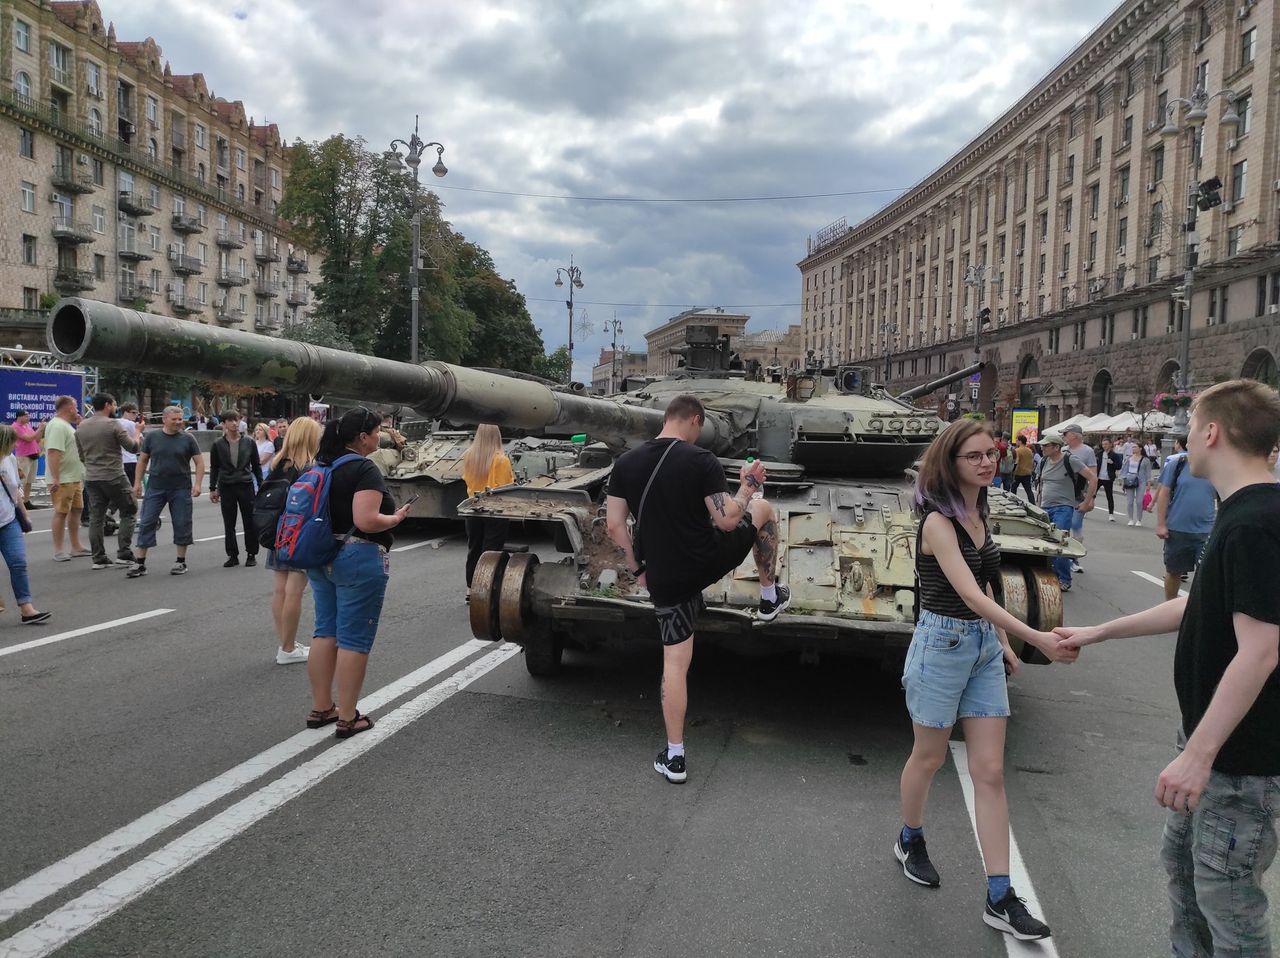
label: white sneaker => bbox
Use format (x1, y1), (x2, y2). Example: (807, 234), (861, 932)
(1108, 515), (1116, 522)
(276, 644), (309, 665)
(52, 552), (70, 562)
(1127, 520), (1135, 526)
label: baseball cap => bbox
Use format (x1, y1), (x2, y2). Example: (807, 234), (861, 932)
(1041, 432), (1065, 446)
(1061, 423), (1083, 435)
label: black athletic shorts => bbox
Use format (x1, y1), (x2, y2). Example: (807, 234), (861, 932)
(653, 519), (758, 646)
(1163, 530), (1209, 576)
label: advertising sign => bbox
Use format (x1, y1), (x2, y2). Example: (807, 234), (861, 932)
(0, 367), (85, 423)
(1011, 407), (1040, 443)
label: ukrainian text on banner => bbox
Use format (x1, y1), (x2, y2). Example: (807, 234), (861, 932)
(0, 368), (86, 422)
(1011, 408), (1040, 443)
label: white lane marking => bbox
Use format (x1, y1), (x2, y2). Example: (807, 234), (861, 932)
(1, 643), (519, 958)
(0, 609), (174, 660)
(0, 637), (492, 922)
(949, 741), (1060, 958)
(193, 535), (224, 543)
(390, 535), (457, 553)
(1132, 569), (1187, 597)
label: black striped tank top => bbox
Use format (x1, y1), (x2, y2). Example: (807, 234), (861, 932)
(915, 512), (1002, 620)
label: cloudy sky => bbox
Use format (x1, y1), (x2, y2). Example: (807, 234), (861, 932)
(104, 0), (1120, 380)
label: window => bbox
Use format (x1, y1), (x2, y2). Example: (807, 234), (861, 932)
(1194, 60), (1208, 91)
(150, 267), (162, 290)
(1150, 200), (1164, 237)
(196, 162), (206, 183)
(148, 225), (161, 251)
(1199, 5), (1211, 40)
(198, 282), (208, 305)
(197, 242), (208, 264)
(1228, 224), (1245, 256)
(1235, 94), (1252, 135)
(18, 127), (33, 159)
(92, 205), (106, 233)
(1089, 231), (1098, 262)
(174, 194), (186, 214)
(1240, 28), (1256, 67)
(1152, 145), (1165, 182)
(20, 181), (35, 213)
(23, 287), (39, 310)
(236, 184), (245, 202)
(21, 234), (36, 266)
(195, 124), (206, 148)
(1231, 159), (1247, 202)
(86, 61), (100, 95)
(1156, 36), (1168, 72)
(1062, 243), (1071, 272)
(1118, 218), (1129, 250)
(197, 203), (207, 225)
(1063, 199), (1073, 232)
(271, 168), (280, 189)
(147, 137), (157, 159)
(1118, 166), (1131, 199)
(1038, 211), (1048, 242)
(88, 108), (102, 137)
(15, 18), (30, 52)
(1122, 115), (1133, 145)
(150, 184), (161, 209)
(146, 96), (157, 125)
(1065, 154), (1075, 182)
(1148, 256), (1160, 283)
(119, 170), (134, 193)
(93, 255), (106, 281)
(1038, 253), (1046, 279)
(1089, 182), (1101, 217)
(92, 158), (104, 186)
(1093, 136), (1103, 164)
(1157, 89), (1169, 125)
(14, 71), (31, 100)
(236, 147), (246, 170)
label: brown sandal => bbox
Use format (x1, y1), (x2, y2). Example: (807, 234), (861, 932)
(306, 703), (339, 729)
(334, 711), (374, 739)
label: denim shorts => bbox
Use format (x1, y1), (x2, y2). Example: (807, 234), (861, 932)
(308, 540), (390, 654)
(1163, 530), (1209, 576)
(901, 610), (1010, 729)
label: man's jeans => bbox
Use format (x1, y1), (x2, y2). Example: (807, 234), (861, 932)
(136, 486), (194, 549)
(1043, 504), (1076, 586)
(86, 475), (137, 561)
(1162, 733), (1279, 957)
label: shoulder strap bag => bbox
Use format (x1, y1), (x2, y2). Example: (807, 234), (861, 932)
(630, 439), (679, 565)
(0, 465), (32, 533)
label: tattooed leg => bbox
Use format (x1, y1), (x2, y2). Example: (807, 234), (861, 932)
(748, 499), (779, 588)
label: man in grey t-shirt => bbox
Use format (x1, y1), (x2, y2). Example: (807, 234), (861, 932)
(127, 405), (204, 578)
(1062, 423), (1097, 572)
(1036, 432), (1098, 591)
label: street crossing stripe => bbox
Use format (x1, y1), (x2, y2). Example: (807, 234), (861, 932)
(0, 643), (519, 958)
(390, 535), (458, 553)
(949, 741), (1061, 958)
(0, 638), (493, 921)
(0, 609), (174, 660)
(1131, 569), (1187, 597)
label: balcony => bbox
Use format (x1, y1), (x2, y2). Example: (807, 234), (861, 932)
(51, 162), (95, 194)
(286, 287), (309, 307)
(286, 255), (309, 274)
(215, 269), (250, 288)
(167, 289), (201, 315)
(54, 268), (96, 292)
(51, 217), (94, 244)
(254, 244), (281, 263)
(215, 307), (245, 324)
(118, 235), (154, 261)
(167, 249), (202, 275)
(253, 166), (270, 191)
(118, 190), (154, 216)
(118, 282), (157, 304)
(255, 317), (280, 332)
(49, 64), (74, 92)
(171, 212), (203, 234)
(253, 279), (280, 298)
(171, 128), (186, 151)
(215, 229), (245, 249)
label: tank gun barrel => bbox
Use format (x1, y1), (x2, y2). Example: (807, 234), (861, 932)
(895, 361), (986, 403)
(47, 299), (731, 452)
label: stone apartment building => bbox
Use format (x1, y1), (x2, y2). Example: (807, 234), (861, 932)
(737, 323), (803, 371)
(0, 0), (318, 339)
(798, 0), (1280, 428)
(590, 348), (647, 394)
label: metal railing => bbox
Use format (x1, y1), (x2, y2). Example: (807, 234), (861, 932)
(215, 229), (245, 248)
(286, 287), (309, 306)
(117, 190), (155, 216)
(216, 269), (250, 287)
(117, 235), (155, 260)
(253, 279), (280, 297)
(286, 255), (309, 273)
(54, 268), (96, 291)
(254, 244), (281, 263)
(49, 65), (73, 90)
(52, 217), (94, 243)
(171, 212), (203, 233)
(167, 249), (203, 274)
(51, 162), (94, 193)
(171, 128), (186, 150)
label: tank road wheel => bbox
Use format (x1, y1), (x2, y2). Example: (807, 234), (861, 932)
(468, 550), (509, 642)
(500, 552), (562, 676)
(999, 566), (1041, 664)
(1028, 566), (1065, 632)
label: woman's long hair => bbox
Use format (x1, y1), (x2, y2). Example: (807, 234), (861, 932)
(461, 424), (504, 491)
(0, 424), (17, 459)
(317, 407), (381, 463)
(271, 416), (322, 473)
(912, 418), (994, 521)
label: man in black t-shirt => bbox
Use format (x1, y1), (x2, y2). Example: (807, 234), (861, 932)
(1058, 379), (1280, 957)
(607, 394), (791, 784)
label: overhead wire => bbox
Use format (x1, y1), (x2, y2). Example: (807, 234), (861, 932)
(431, 184), (908, 204)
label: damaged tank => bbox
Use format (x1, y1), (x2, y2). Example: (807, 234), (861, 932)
(47, 300), (1081, 677)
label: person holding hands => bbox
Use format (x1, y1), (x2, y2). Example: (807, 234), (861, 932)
(1057, 380), (1280, 958)
(895, 419), (1076, 943)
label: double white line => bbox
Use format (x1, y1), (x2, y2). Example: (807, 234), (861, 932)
(0, 638), (517, 957)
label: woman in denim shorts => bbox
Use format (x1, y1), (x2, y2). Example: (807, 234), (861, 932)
(304, 409), (411, 740)
(894, 419), (1077, 942)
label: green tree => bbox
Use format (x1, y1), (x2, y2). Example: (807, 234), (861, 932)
(533, 345), (572, 384)
(456, 243), (545, 372)
(281, 315), (355, 352)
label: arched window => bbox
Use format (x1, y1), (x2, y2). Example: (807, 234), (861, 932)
(236, 184), (245, 202)
(196, 162), (206, 183)
(88, 108), (103, 137)
(15, 72), (31, 99)
(148, 138), (158, 159)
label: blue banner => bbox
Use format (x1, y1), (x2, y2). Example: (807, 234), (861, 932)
(0, 367), (86, 423)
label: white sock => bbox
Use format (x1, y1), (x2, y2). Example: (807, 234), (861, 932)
(761, 584), (777, 602)
(667, 742), (684, 758)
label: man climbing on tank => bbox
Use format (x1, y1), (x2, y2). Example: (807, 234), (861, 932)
(606, 394), (790, 785)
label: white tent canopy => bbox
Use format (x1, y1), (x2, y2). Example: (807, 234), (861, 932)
(1042, 412), (1089, 433)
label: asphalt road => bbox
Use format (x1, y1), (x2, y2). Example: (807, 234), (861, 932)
(0, 498), (1275, 957)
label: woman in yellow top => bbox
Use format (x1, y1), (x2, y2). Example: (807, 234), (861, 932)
(461, 424), (515, 593)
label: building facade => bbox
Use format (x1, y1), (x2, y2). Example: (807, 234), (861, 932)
(644, 308), (749, 375)
(798, 0), (1280, 427)
(0, 0), (319, 337)
(590, 348), (647, 394)
(737, 323), (804, 371)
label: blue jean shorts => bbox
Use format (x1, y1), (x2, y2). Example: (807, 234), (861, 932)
(901, 610), (1010, 729)
(307, 540), (390, 654)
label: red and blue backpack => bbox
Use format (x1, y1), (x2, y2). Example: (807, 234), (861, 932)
(274, 453), (362, 568)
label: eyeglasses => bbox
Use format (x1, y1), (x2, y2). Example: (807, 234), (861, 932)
(953, 449), (1001, 465)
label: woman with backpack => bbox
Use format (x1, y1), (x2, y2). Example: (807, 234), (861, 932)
(461, 424), (515, 597)
(304, 408), (411, 739)
(1120, 444), (1152, 526)
(263, 416), (322, 665)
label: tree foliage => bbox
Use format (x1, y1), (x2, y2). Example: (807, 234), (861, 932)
(533, 345), (572, 384)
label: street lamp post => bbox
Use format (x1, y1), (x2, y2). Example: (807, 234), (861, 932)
(1160, 85), (1240, 433)
(603, 315), (624, 394)
(388, 115), (447, 365)
(554, 257), (585, 384)
(963, 264), (993, 414)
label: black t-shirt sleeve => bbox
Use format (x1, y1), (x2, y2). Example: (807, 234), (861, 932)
(1225, 528), (1280, 625)
(699, 450), (728, 498)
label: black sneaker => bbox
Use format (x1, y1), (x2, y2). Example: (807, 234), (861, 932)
(983, 888), (1051, 941)
(223, 556), (240, 568)
(245, 555), (257, 567)
(893, 835), (941, 887)
(125, 561), (147, 579)
(653, 748), (687, 784)
(117, 549), (136, 563)
(758, 584), (792, 622)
